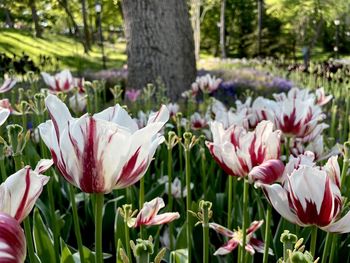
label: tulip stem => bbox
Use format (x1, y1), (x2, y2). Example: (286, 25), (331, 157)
(23, 217), (36, 263)
(341, 143), (350, 190)
(124, 218), (132, 262)
(200, 147), (207, 200)
(240, 179), (249, 263)
(139, 176), (145, 239)
(167, 145), (174, 250)
(0, 158), (6, 182)
(68, 184), (85, 263)
(185, 148), (192, 262)
(310, 226), (318, 258)
(329, 234), (337, 263)
(263, 205), (272, 263)
(227, 176), (233, 229)
(95, 193), (104, 263)
(203, 202), (210, 263)
(321, 233), (332, 263)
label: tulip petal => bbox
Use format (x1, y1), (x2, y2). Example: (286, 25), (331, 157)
(94, 104), (138, 133)
(209, 223), (234, 237)
(213, 239), (239, 256)
(147, 105), (170, 125)
(263, 184), (300, 225)
(0, 166), (50, 223)
(248, 159), (284, 186)
(250, 238), (273, 255)
(246, 220), (264, 235)
(148, 212), (180, 226)
(0, 108), (10, 126)
(0, 212), (26, 263)
(34, 159), (54, 174)
(134, 197), (165, 227)
(321, 210), (350, 233)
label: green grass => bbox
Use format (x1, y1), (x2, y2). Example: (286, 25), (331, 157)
(0, 29), (126, 73)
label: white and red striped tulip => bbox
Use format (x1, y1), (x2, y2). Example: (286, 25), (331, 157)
(209, 220), (272, 256)
(0, 108), (10, 126)
(69, 92), (87, 113)
(38, 95), (169, 193)
(192, 74), (222, 94)
(315, 87), (332, 106)
(129, 197), (180, 228)
(0, 212), (26, 263)
(0, 159), (52, 223)
(41, 69), (74, 93)
(190, 112), (208, 130)
(0, 78), (16, 94)
(271, 88), (328, 142)
(264, 155), (350, 233)
(206, 120), (284, 185)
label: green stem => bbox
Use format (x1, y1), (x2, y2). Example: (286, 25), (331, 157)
(329, 234), (337, 263)
(341, 143), (350, 190)
(167, 146), (174, 250)
(321, 233), (332, 263)
(203, 204), (209, 263)
(137, 251), (150, 263)
(0, 158), (6, 182)
(263, 205), (272, 263)
(240, 179), (249, 263)
(185, 148), (192, 262)
(124, 219), (132, 262)
(24, 217), (36, 263)
(47, 178), (60, 263)
(200, 148), (207, 200)
(310, 226), (318, 258)
(139, 176), (145, 239)
(227, 176), (233, 229)
(68, 184), (85, 263)
(95, 193), (104, 263)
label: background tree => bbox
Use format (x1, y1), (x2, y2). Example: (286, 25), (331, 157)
(122, 0), (196, 99)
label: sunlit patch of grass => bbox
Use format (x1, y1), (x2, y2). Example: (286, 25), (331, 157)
(0, 29), (126, 73)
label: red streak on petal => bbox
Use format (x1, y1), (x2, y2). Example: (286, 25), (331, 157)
(79, 118), (105, 193)
(207, 143), (236, 176)
(14, 168), (31, 222)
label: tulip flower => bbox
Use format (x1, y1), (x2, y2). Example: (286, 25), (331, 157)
(0, 108), (10, 126)
(315, 87), (332, 106)
(0, 159), (53, 223)
(209, 220), (272, 256)
(167, 103), (179, 117)
(0, 78), (16, 93)
(125, 89), (141, 102)
(41, 69), (74, 92)
(271, 88), (328, 142)
(0, 212), (26, 263)
(39, 94), (169, 193)
(128, 197), (180, 228)
(192, 74), (222, 94)
(264, 155), (350, 233)
(69, 92), (87, 113)
(190, 112), (208, 130)
(207, 120), (284, 185)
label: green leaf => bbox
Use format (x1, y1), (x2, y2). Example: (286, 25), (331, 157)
(60, 239), (75, 263)
(72, 246), (95, 263)
(33, 208), (57, 263)
(169, 249), (188, 263)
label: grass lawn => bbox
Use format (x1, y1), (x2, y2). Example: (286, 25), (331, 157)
(0, 29), (126, 73)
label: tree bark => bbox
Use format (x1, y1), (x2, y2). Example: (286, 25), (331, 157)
(219, 0), (226, 58)
(29, 0), (42, 38)
(122, 0), (196, 100)
(4, 8), (14, 28)
(257, 0), (263, 56)
(81, 0), (91, 53)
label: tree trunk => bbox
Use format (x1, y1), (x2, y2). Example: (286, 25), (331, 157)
(219, 0), (226, 58)
(4, 8), (14, 28)
(29, 0), (42, 38)
(191, 0), (201, 61)
(81, 0), (91, 53)
(122, 0), (196, 100)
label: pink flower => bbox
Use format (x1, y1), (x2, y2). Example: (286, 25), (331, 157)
(0, 159), (53, 223)
(209, 220), (272, 256)
(206, 120), (284, 185)
(264, 155), (350, 233)
(41, 69), (74, 93)
(0, 108), (10, 126)
(193, 74), (222, 94)
(125, 89), (141, 102)
(0, 212), (26, 263)
(129, 197), (180, 228)
(39, 95), (169, 193)
(0, 78), (16, 93)
(74, 78), (85, 93)
(167, 103), (179, 117)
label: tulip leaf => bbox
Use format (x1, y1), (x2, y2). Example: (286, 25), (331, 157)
(169, 249), (188, 263)
(72, 246), (95, 262)
(59, 238), (75, 263)
(33, 208), (57, 263)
